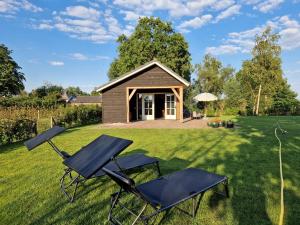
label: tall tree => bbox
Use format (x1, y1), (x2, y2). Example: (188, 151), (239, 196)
(0, 44), (25, 97)
(270, 79), (298, 115)
(108, 17), (192, 81)
(237, 27), (283, 115)
(195, 54), (234, 96)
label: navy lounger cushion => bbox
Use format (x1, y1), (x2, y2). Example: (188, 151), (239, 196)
(94, 153), (158, 177)
(24, 126), (66, 150)
(136, 168), (227, 208)
(63, 135), (133, 179)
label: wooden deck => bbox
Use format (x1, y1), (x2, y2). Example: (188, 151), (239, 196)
(98, 118), (210, 129)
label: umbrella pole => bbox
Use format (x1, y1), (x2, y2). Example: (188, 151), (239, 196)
(204, 102), (207, 119)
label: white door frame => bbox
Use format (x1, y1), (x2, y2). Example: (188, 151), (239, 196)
(165, 93), (176, 120)
(142, 94), (155, 120)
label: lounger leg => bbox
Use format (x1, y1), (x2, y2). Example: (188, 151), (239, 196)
(155, 162), (161, 177)
(192, 193), (204, 218)
(132, 204), (147, 225)
(224, 180), (229, 198)
(109, 189), (122, 223)
(60, 169), (82, 202)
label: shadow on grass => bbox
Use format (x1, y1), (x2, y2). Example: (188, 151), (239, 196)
(5, 117), (299, 225)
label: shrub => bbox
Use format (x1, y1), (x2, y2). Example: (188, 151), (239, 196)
(54, 105), (101, 127)
(0, 118), (37, 145)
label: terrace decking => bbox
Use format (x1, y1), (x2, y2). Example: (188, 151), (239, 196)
(98, 119), (209, 129)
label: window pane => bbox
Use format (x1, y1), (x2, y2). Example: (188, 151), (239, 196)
(149, 109), (152, 115)
(171, 109), (175, 115)
(145, 109), (148, 115)
(149, 102), (152, 108)
(171, 95), (175, 101)
(171, 102), (175, 108)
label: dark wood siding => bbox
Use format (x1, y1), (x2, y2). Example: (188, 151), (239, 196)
(102, 65), (184, 123)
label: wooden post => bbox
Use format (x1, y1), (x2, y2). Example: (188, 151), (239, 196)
(179, 87), (183, 122)
(255, 84), (262, 116)
(50, 116), (53, 128)
(126, 88), (129, 123)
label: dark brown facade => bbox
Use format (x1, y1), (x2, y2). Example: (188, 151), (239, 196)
(100, 63), (188, 123)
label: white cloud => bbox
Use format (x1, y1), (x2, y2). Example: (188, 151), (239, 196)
(61, 5), (100, 20)
(0, 0), (42, 14)
(33, 5), (133, 44)
(120, 10), (144, 21)
(70, 52), (110, 60)
(212, 0), (235, 10)
(36, 23), (54, 30)
(49, 61), (64, 66)
(206, 15), (300, 55)
(178, 14), (212, 32)
(214, 4), (241, 22)
(206, 45), (242, 55)
(243, 0), (284, 13)
(254, 0), (284, 13)
(113, 0), (237, 18)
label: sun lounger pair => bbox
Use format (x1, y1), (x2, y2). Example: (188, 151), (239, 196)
(25, 126), (229, 223)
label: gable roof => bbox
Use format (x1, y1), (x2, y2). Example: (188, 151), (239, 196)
(96, 60), (190, 92)
(69, 96), (102, 103)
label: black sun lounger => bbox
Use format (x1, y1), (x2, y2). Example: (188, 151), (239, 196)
(103, 167), (229, 224)
(24, 126), (161, 202)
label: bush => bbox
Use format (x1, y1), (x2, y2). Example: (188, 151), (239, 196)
(55, 105), (101, 127)
(0, 118), (37, 145)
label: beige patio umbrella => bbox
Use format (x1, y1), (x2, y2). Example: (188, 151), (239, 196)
(193, 92), (218, 118)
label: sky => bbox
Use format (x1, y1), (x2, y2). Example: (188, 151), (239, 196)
(0, 0), (300, 97)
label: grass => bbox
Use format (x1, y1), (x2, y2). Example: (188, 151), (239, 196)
(0, 116), (299, 225)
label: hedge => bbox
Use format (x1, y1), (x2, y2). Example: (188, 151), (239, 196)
(0, 118), (37, 146)
(54, 105), (102, 128)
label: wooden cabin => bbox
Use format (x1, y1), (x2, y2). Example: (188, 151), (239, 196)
(97, 60), (190, 123)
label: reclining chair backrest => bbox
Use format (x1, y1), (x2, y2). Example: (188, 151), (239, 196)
(103, 167), (161, 208)
(102, 167), (136, 193)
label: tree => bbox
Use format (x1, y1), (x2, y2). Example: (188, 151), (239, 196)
(90, 90), (99, 96)
(237, 27), (283, 115)
(195, 54), (234, 96)
(65, 86), (88, 96)
(223, 77), (247, 114)
(30, 82), (63, 99)
(108, 17), (192, 81)
(0, 44), (25, 97)
(270, 79), (298, 115)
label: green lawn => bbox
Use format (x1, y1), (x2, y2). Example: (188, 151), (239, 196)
(0, 117), (299, 225)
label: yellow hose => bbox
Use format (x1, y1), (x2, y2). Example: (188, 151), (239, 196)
(274, 127), (284, 225)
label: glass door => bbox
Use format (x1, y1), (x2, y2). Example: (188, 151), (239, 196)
(142, 94), (154, 120)
(165, 94), (176, 119)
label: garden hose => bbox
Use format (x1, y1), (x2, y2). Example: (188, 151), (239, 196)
(274, 122), (287, 225)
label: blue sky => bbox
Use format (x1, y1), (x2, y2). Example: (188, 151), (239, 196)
(0, 0), (300, 97)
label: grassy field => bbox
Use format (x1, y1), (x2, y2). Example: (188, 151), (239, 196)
(0, 116), (299, 225)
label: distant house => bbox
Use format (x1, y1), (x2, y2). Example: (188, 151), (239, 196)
(69, 96), (102, 106)
(96, 60), (190, 123)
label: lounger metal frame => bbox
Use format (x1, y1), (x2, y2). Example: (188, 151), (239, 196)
(24, 126), (161, 203)
(104, 167), (229, 225)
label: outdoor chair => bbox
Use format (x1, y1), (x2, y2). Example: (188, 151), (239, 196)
(24, 126), (161, 202)
(103, 167), (229, 224)
(192, 111), (202, 119)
